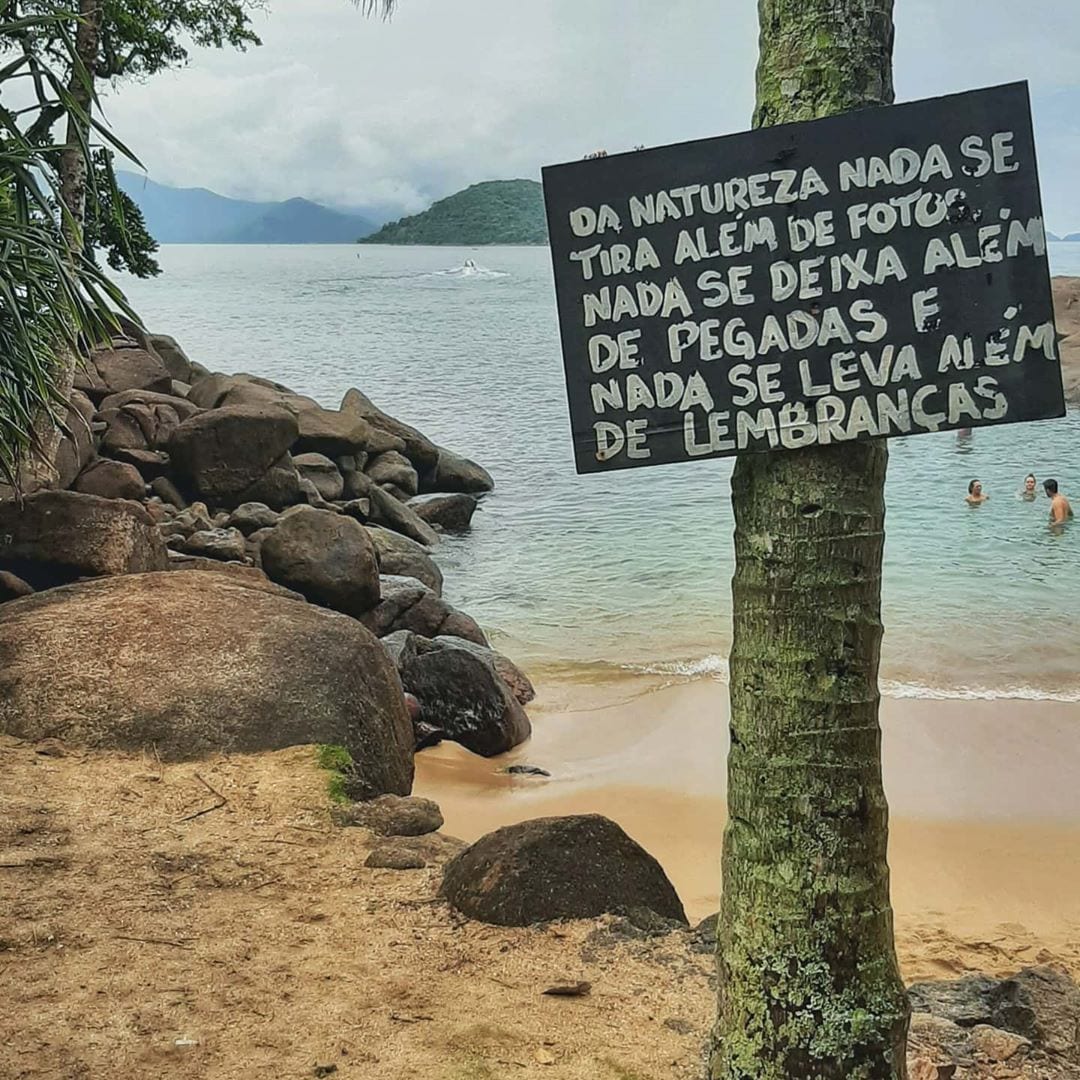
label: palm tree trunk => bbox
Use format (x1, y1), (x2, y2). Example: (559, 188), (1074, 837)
(710, 3), (909, 1078)
(59, 0), (103, 256)
(30, 0), (104, 487)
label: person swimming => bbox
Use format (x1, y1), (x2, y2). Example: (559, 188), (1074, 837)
(965, 479), (989, 505)
(1021, 473), (1038, 501)
(1044, 478), (1074, 526)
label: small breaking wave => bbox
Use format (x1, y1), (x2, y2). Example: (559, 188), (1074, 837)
(617, 655), (1080, 702)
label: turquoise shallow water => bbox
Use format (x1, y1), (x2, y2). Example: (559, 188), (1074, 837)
(120, 244), (1080, 701)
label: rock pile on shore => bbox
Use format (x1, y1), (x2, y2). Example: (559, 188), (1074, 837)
(0, 329), (531, 787)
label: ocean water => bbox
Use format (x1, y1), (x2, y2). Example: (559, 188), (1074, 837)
(119, 244), (1080, 701)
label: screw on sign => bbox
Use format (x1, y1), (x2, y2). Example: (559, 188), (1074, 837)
(542, 82), (1064, 474)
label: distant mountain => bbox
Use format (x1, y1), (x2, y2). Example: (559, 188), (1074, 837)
(360, 179), (547, 245)
(1062, 233), (1080, 242)
(1047, 231), (1062, 241)
(117, 172), (377, 244)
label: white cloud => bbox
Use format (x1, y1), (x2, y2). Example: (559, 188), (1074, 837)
(102, 0), (1080, 226)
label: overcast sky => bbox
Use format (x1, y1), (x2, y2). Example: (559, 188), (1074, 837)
(103, 0), (1080, 229)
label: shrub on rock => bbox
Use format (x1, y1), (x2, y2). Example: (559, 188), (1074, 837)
(0, 491), (167, 589)
(0, 571), (414, 794)
(259, 507), (380, 618)
(442, 815), (687, 926)
(400, 646), (530, 756)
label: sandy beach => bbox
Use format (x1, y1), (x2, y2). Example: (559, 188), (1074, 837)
(416, 675), (1080, 979)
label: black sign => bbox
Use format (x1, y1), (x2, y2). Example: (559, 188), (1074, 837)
(543, 82), (1065, 474)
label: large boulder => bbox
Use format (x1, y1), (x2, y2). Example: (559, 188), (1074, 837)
(168, 405), (298, 507)
(427, 636), (535, 705)
(424, 447), (495, 494)
(367, 483), (440, 547)
(366, 451), (419, 498)
(260, 507), (379, 618)
(0, 490), (167, 589)
(294, 453), (344, 501)
(407, 493), (478, 533)
(235, 452), (302, 510)
(0, 572), (414, 795)
(72, 459), (146, 501)
(97, 388), (201, 422)
(74, 347), (172, 403)
(364, 575), (485, 644)
(340, 388), (438, 473)
(367, 527), (443, 595)
(442, 815), (686, 926)
(400, 646), (529, 756)
(148, 334), (193, 383)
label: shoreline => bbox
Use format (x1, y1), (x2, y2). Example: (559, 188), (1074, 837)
(415, 674), (1080, 965)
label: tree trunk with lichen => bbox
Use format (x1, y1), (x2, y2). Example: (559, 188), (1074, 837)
(710, 2), (909, 1078)
(31, 0), (104, 487)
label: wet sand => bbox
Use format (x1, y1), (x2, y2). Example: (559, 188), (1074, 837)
(415, 677), (1080, 965)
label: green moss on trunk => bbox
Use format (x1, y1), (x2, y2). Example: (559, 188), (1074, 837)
(711, 2), (909, 1077)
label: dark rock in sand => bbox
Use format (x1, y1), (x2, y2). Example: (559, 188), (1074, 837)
(72, 459), (145, 501)
(364, 575), (485, 645)
(424, 447), (494, 494)
(0, 571), (34, 602)
(442, 815), (686, 927)
(400, 647), (529, 757)
(294, 452), (344, 501)
(427, 635), (535, 705)
(341, 387), (439, 473)
(334, 794), (444, 836)
(504, 765), (550, 778)
(365, 845), (426, 870)
(179, 527), (248, 562)
(366, 450), (419, 498)
(111, 447), (171, 480)
(908, 966), (1080, 1062)
(0, 491), (167, 589)
(407, 492), (478, 533)
(0, 571), (413, 794)
(76, 347), (172, 402)
(227, 502), (280, 535)
(148, 333), (193, 383)
(259, 507), (379, 618)
(53, 390), (97, 490)
(168, 405), (298, 507)
(150, 475), (188, 509)
(367, 526), (443, 595)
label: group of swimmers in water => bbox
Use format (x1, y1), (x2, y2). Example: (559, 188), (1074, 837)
(966, 474), (1074, 526)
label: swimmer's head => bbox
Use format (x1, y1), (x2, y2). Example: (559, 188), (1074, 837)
(1025, 473), (1037, 492)
(1044, 478), (1060, 496)
(968, 479), (982, 496)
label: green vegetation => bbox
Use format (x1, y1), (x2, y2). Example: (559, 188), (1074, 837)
(360, 179), (547, 246)
(316, 744), (354, 803)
